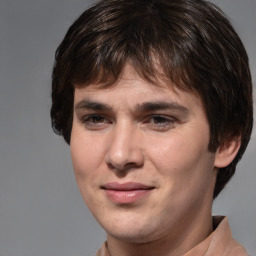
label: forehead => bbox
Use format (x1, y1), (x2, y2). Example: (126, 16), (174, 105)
(73, 65), (204, 112)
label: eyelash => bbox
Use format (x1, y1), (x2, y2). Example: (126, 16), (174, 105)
(80, 115), (111, 130)
(80, 114), (177, 131)
(146, 115), (177, 131)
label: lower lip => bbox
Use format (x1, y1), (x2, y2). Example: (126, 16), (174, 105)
(104, 189), (152, 204)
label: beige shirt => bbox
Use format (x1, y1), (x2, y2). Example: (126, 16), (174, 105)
(95, 216), (248, 256)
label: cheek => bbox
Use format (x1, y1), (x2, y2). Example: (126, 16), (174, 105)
(70, 128), (106, 209)
(148, 138), (215, 222)
(148, 133), (208, 167)
(147, 131), (214, 192)
(70, 126), (105, 185)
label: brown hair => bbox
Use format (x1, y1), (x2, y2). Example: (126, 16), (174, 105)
(51, 0), (253, 198)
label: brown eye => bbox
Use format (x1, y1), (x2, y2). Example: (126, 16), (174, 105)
(151, 116), (170, 124)
(81, 115), (111, 130)
(87, 115), (105, 124)
(146, 115), (176, 131)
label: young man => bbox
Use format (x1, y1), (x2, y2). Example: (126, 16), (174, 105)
(51, 0), (253, 255)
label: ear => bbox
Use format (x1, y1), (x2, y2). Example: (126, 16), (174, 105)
(214, 137), (241, 168)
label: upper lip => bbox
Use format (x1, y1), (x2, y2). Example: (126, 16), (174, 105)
(101, 182), (155, 191)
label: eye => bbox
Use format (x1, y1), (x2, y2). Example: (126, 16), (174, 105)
(81, 115), (111, 130)
(146, 115), (176, 131)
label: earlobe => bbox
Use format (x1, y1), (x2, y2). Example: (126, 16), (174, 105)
(214, 137), (241, 168)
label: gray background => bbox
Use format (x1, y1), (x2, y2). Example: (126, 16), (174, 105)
(0, 0), (255, 255)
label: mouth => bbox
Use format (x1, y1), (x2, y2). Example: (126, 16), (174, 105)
(101, 182), (155, 204)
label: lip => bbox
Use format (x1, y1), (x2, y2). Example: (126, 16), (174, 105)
(101, 182), (155, 204)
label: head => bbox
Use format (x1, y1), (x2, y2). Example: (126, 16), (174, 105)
(51, 0), (253, 198)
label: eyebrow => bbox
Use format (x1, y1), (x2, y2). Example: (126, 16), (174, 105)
(74, 99), (189, 114)
(75, 100), (112, 111)
(136, 101), (189, 113)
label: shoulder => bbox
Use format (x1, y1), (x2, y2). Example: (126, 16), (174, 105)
(211, 216), (248, 256)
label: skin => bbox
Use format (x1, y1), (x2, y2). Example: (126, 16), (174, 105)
(70, 65), (239, 256)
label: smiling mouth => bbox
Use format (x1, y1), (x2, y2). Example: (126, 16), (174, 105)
(101, 182), (155, 204)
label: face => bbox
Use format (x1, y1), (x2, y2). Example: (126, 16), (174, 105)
(70, 66), (218, 244)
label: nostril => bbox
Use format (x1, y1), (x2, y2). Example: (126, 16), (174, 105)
(106, 161), (144, 175)
(106, 162), (116, 170)
(124, 162), (143, 170)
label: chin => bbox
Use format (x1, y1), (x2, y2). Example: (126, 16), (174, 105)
(107, 226), (155, 243)
(99, 212), (162, 243)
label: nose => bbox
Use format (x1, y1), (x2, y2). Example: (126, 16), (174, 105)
(105, 122), (144, 172)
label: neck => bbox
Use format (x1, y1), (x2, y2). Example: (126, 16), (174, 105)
(107, 210), (213, 256)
